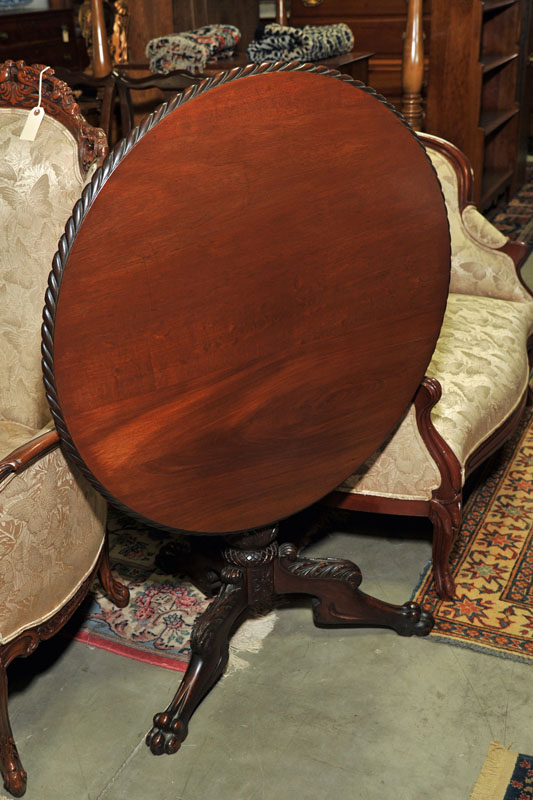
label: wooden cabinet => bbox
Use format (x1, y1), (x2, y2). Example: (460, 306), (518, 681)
(289, 0), (431, 112)
(426, 0), (526, 209)
(0, 8), (84, 69)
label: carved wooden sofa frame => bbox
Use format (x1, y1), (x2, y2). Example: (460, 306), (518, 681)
(326, 132), (532, 601)
(0, 60), (128, 798)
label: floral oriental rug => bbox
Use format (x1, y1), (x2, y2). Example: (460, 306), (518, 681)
(411, 408), (533, 663)
(72, 512), (276, 673)
(470, 742), (533, 800)
(490, 164), (533, 247)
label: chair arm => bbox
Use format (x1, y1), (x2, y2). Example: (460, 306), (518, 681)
(0, 428), (60, 484)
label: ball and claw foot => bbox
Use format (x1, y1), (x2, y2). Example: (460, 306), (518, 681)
(399, 601), (434, 636)
(146, 713), (188, 756)
(1, 742), (27, 798)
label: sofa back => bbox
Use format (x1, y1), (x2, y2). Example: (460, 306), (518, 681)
(423, 135), (533, 310)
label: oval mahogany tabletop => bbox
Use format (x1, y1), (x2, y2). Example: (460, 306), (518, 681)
(45, 64), (451, 534)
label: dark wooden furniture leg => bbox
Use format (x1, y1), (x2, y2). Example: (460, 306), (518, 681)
(0, 571), (99, 797)
(98, 535), (131, 607)
(0, 660), (25, 798)
(147, 525), (433, 756)
(155, 537), (223, 597)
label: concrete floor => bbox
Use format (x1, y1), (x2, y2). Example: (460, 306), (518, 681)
(6, 510), (533, 800)
(5, 253), (532, 800)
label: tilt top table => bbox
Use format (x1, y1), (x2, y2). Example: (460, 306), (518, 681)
(43, 62), (451, 756)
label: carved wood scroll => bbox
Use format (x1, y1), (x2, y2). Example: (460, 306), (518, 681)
(0, 60), (108, 173)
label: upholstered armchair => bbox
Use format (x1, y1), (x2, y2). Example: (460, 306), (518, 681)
(327, 132), (533, 601)
(0, 60), (129, 798)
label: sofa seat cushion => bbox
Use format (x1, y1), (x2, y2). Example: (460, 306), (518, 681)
(0, 419), (106, 645)
(0, 108), (84, 431)
(337, 293), (532, 501)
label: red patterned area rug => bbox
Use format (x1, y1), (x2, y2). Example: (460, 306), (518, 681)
(411, 408), (533, 663)
(72, 514), (276, 672)
(490, 164), (533, 246)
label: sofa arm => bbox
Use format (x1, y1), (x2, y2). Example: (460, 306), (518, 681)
(454, 204), (532, 303)
(420, 132), (532, 305)
(0, 428), (60, 484)
(462, 204), (530, 271)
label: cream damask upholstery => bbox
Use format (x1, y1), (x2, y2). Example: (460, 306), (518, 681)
(0, 441), (106, 645)
(339, 294), (533, 500)
(0, 107), (107, 643)
(0, 61), (126, 798)
(332, 134), (533, 600)
(0, 109), (87, 429)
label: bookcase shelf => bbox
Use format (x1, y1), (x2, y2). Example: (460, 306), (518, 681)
(426, 0), (528, 209)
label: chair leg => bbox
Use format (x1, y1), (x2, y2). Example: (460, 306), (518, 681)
(0, 659), (26, 798)
(98, 537), (130, 608)
(430, 496), (462, 600)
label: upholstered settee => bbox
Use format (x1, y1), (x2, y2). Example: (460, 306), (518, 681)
(0, 61), (128, 798)
(326, 132), (533, 601)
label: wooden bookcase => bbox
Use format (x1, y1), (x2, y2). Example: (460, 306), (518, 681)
(426, 0), (524, 209)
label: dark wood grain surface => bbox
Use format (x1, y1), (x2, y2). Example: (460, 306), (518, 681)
(48, 65), (450, 534)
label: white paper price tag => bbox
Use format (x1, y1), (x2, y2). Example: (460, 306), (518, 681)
(20, 106), (44, 142)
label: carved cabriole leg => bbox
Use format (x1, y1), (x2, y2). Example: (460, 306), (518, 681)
(274, 544), (433, 635)
(429, 496), (462, 600)
(415, 377), (463, 600)
(146, 574), (248, 755)
(527, 336), (533, 407)
(98, 536), (130, 607)
(147, 525), (434, 757)
(147, 527), (278, 756)
(0, 654), (27, 797)
(0, 571), (99, 797)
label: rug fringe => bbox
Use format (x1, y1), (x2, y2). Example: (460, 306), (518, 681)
(469, 742), (518, 800)
(422, 631), (533, 666)
(411, 558), (432, 596)
(225, 611), (279, 676)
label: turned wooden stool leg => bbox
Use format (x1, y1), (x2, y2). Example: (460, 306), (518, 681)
(0, 659), (26, 798)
